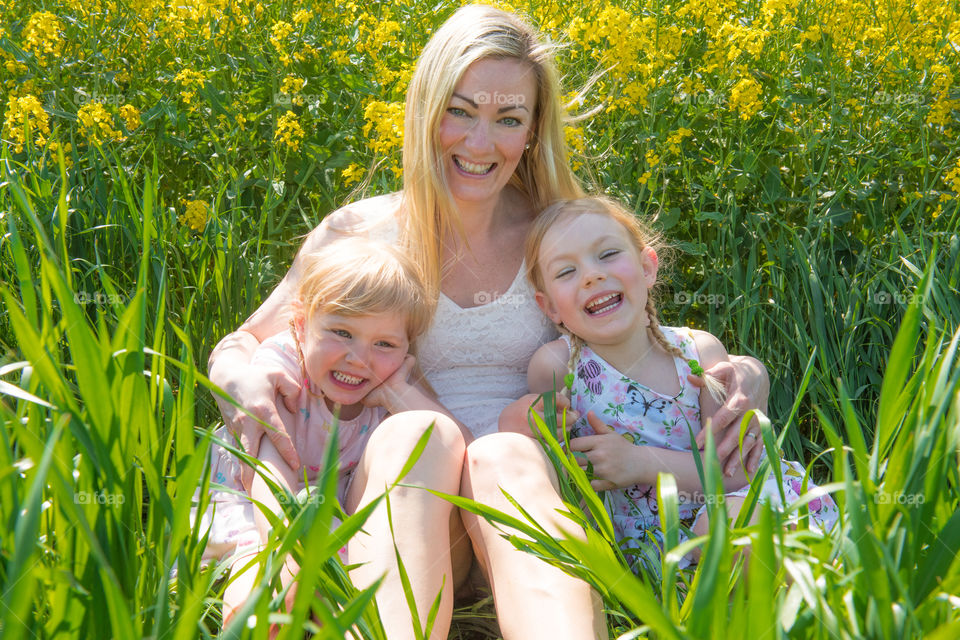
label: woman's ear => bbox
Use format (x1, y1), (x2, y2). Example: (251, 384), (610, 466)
(535, 290), (562, 325)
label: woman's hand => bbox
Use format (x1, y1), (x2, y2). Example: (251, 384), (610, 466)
(213, 360), (301, 485)
(498, 391), (579, 438)
(691, 356), (768, 475)
(568, 412), (642, 491)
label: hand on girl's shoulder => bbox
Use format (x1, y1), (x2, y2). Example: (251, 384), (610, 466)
(528, 338), (572, 394)
(689, 329), (729, 368)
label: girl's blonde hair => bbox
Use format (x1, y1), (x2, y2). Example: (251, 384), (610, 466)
(294, 238), (434, 341)
(525, 197), (726, 401)
(400, 4), (584, 297)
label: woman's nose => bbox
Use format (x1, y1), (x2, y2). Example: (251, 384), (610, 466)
(464, 120), (492, 152)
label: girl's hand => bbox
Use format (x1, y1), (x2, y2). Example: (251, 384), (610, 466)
(691, 357), (768, 475)
(215, 361), (301, 486)
(569, 412), (642, 491)
(361, 354), (418, 413)
(498, 392), (579, 438)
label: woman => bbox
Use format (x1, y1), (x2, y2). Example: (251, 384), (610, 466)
(208, 5), (767, 638)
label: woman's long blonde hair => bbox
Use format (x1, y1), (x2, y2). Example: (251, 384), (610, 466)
(400, 4), (583, 297)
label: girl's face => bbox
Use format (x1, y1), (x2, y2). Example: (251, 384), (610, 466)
(534, 213), (658, 347)
(298, 311), (410, 409)
(438, 57), (537, 210)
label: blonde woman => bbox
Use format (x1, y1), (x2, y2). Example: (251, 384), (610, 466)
(208, 5), (767, 638)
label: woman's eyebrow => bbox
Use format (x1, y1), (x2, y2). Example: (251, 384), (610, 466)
(450, 92), (530, 113)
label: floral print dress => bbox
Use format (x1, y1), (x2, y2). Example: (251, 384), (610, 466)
(563, 327), (839, 570)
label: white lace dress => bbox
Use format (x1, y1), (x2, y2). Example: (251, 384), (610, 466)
(361, 202), (558, 438)
(417, 265), (558, 438)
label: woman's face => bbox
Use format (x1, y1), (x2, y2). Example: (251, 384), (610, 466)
(438, 57), (538, 211)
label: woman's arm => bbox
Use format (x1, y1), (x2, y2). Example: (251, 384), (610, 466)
(692, 355), (769, 476)
(499, 339), (575, 437)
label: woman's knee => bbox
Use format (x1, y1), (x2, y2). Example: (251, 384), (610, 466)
(463, 432), (559, 496)
(368, 410), (465, 463)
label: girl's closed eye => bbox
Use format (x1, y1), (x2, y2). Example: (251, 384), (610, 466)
(599, 248), (621, 260)
(555, 265), (575, 279)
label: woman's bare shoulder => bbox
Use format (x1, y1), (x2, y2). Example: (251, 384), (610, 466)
(302, 192), (402, 252)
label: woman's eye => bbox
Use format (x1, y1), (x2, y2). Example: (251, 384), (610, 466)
(500, 116), (521, 127)
(447, 107), (468, 117)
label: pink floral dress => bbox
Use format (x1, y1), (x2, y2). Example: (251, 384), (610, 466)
(564, 328), (839, 569)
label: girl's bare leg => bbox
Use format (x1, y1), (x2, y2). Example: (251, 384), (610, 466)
(345, 411), (466, 640)
(461, 432), (608, 640)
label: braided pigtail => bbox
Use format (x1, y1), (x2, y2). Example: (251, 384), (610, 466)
(645, 298), (726, 403)
(562, 330), (584, 399)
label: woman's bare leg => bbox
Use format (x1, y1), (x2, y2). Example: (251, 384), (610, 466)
(461, 432), (608, 639)
(345, 411), (466, 640)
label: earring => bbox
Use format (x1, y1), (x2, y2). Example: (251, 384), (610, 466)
(524, 143), (530, 150)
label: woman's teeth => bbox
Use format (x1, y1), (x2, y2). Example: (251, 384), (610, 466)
(332, 371), (364, 385)
(454, 157), (495, 175)
(585, 293), (621, 314)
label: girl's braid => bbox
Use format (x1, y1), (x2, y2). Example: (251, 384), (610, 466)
(563, 329), (584, 398)
(645, 298), (685, 360)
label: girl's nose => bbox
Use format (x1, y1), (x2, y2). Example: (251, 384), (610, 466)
(583, 267), (605, 287)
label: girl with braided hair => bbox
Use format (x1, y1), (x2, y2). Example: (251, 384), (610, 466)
(518, 196), (838, 570)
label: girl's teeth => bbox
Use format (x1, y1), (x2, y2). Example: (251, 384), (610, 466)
(586, 293), (621, 314)
(333, 371), (363, 385)
(455, 157), (494, 175)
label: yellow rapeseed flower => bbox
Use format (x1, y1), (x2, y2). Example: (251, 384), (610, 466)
(23, 11), (63, 66)
(275, 111), (304, 151)
(2, 94), (50, 152)
(944, 160), (960, 194)
(362, 101), (404, 156)
(120, 104), (141, 131)
(729, 77), (763, 120)
(292, 9), (312, 25)
(341, 162), (365, 186)
(180, 200), (209, 232)
(78, 103), (123, 144)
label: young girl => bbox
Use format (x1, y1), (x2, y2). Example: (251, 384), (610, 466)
(198, 237), (437, 622)
(520, 197), (838, 570)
